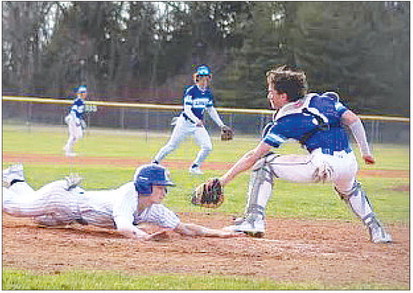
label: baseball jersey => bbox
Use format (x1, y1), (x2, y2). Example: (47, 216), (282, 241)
(69, 97), (86, 119)
(182, 85), (214, 120)
(263, 92), (350, 153)
(78, 182), (180, 230)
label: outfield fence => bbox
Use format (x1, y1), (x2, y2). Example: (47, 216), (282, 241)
(2, 96), (410, 144)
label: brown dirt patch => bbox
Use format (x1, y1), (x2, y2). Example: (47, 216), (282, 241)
(2, 152), (410, 288)
(2, 213), (409, 289)
(2, 152), (409, 178)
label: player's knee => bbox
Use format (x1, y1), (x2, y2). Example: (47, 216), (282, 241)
(335, 181), (359, 200)
(252, 153), (277, 171)
(202, 144), (212, 152)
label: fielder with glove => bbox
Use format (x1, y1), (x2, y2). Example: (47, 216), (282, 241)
(63, 85), (88, 157)
(152, 65), (233, 175)
(192, 65), (392, 244)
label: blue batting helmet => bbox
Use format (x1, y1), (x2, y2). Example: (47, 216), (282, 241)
(77, 85), (87, 94)
(195, 64), (211, 76)
(134, 164), (175, 195)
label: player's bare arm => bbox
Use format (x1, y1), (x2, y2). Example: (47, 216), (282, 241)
(174, 222), (244, 238)
(341, 110), (375, 164)
(219, 141), (272, 186)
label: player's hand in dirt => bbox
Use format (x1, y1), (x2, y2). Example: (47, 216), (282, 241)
(215, 229), (246, 238)
(144, 230), (171, 241)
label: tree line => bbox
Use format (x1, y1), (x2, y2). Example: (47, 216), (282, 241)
(2, 1), (409, 116)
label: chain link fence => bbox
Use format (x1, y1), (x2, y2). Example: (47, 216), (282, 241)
(2, 97), (410, 145)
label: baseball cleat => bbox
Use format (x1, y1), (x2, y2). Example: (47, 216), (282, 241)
(244, 231), (265, 238)
(369, 222), (392, 244)
(65, 152), (77, 157)
(189, 166), (204, 175)
(223, 215), (265, 237)
(3, 163), (25, 187)
(65, 173), (83, 190)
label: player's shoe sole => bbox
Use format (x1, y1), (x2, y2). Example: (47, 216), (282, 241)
(189, 167), (203, 175)
(243, 231), (265, 238)
(3, 163), (25, 187)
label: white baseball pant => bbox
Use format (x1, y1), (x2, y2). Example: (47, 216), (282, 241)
(3, 179), (84, 226)
(64, 115), (83, 154)
(154, 116), (212, 166)
(246, 149), (373, 222)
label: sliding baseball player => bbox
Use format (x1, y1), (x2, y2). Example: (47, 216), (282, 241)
(3, 163), (244, 240)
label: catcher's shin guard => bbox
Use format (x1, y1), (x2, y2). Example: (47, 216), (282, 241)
(229, 153), (278, 237)
(337, 181), (392, 243)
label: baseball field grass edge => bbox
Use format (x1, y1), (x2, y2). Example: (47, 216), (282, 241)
(2, 269), (407, 290)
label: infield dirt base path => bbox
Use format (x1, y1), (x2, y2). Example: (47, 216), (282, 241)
(2, 152), (410, 289)
(2, 213), (409, 289)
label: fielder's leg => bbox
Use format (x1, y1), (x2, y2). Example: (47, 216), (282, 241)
(64, 121), (82, 156)
(224, 153), (278, 237)
(190, 127), (213, 175)
(336, 181), (392, 243)
(153, 118), (190, 163)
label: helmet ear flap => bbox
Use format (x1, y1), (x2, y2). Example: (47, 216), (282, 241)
(134, 181), (152, 195)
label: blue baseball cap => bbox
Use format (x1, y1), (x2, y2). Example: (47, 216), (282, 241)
(77, 85), (87, 94)
(196, 65), (211, 76)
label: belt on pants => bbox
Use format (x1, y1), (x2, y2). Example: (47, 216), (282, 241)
(312, 147), (352, 156)
(182, 113), (195, 124)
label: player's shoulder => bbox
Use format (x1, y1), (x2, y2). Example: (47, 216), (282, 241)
(74, 97), (85, 105)
(311, 91), (340, 103)
(183, 85), (196, 95)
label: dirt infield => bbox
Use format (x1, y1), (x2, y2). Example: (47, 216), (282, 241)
(2, 213), (409, 288)
(2, 152), (410, 288)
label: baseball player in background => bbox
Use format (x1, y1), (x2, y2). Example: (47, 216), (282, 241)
(3, 163), (243, 241)
(63, 85), (88, 157)
(152, 65), (230, 175)
(210, 65), (391, 244)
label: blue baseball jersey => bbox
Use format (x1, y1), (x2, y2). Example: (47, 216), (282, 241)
(182, 85), (214, 120)
(263, 92), (350, 153)
(69, 97), (86, 119)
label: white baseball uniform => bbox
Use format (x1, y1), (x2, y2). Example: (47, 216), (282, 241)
(3, 180), (180, 231)
(153, 84), (225, 168)
(63, 96), (86, 156)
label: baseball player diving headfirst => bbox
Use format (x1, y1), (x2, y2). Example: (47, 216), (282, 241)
(203, 65), (392, 244)
(3, 163), (244, 241)
(152, 65), (232, 175)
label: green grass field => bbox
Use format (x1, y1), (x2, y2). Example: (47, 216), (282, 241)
(2, 124), (410, 289)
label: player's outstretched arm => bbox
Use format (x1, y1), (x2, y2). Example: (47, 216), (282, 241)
(174, 222), (245, 238)
(341, 110), (375, 165)
(220, 141), (272, 186)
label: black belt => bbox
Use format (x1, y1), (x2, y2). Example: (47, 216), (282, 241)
(182, 113), (195, 124)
